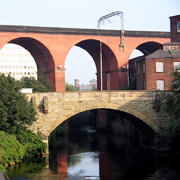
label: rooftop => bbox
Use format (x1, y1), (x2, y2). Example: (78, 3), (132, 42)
(146, 49), (180, 60)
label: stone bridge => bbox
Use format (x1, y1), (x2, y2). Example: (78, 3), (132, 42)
(26, 91), (166, 139)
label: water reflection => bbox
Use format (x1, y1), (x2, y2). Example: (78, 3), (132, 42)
(8, 126), (180, 180)
(49, 127), (180, 180)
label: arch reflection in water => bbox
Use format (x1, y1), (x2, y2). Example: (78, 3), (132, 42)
(48, 125), (165, 180)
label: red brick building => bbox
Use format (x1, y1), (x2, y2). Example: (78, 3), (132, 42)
(134, 15), (180, 90)
(170, 15), (180, 42)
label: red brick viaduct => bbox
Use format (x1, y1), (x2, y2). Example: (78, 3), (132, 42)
(0, 25), (170, 91)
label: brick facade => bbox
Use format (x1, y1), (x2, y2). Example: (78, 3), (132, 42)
(136, 49), (180, 90)
(133, 15), (180, 90)
(170, 15), (180, 42)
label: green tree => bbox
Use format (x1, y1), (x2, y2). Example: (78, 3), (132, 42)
(162, 66), (180, 137)
(21, 77), (50, 92)
(0, 74), (36, 134)
(91, 86), (97, 91)
(37, 68), (54, 91)
(66, 83), (79, 91)
(122, 77), (137, 90)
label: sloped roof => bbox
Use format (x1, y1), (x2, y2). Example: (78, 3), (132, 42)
(146, 49), (180, 60)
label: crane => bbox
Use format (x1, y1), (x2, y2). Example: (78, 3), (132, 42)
(97, 11), (125, 51)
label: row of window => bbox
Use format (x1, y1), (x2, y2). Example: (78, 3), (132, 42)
(137, 63), (145, 74)
(156, 61), (180, 72)
(1, 71), (36, 76)
(137, 80), (165, 90)
(0, 53), (32, 58)
(1, 46), (28, 52)
(137, 61), (180, 74)
(0, 65), (35, 70)
(0, 59), (34, 64)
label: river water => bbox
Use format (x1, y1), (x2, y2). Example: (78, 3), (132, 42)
(7, 126), (180, 180)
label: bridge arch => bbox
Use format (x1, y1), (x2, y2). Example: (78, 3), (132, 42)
(26, 91), (164, 140)
(49, 102), (159, 136)
(1, 37), (56, 87)
(52, 107), (156, 141)
(65, 39), (119, 90)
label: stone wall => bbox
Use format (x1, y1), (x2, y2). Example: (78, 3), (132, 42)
(25, 91), (167, 138)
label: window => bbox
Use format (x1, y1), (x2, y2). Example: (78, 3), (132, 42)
(157, 80), (165, 90)
(138, 82), (140, 90)
(174, 62), (180, 71)
(156, 62), (164, 72)
(143, 63), (145, 73)
(143, 80), (146, 90)
(137, 65), (140, 74)
(177, 22), (180, 33)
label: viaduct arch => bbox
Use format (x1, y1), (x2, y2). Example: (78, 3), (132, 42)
(69, 39), (119, 90)
(0, 26), (170, 91)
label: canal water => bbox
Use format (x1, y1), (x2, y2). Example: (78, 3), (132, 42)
(7, 125), (180, 180)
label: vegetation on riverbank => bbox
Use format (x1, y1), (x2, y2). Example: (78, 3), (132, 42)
(161, 66), (180, 138)
(0, 74), (47, 173)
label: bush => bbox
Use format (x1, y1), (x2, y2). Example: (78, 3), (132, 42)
(15, 129), (47, 157)
(0, 129), (47, 170)
(0, 131), (24, 166)
(0, 164), (7, 173)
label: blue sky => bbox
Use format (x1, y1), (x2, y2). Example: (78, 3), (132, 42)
(0, 0), (180, 84)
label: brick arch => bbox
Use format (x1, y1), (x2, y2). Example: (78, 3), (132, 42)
(65, 39), (119, 90)
(8, 37), (56, 87)
(136, 41), (163, 56)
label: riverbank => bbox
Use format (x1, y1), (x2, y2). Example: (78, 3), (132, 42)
(0, 130), (47, 173)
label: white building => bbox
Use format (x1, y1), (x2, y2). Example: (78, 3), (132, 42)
(0, 43), (37, 80)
